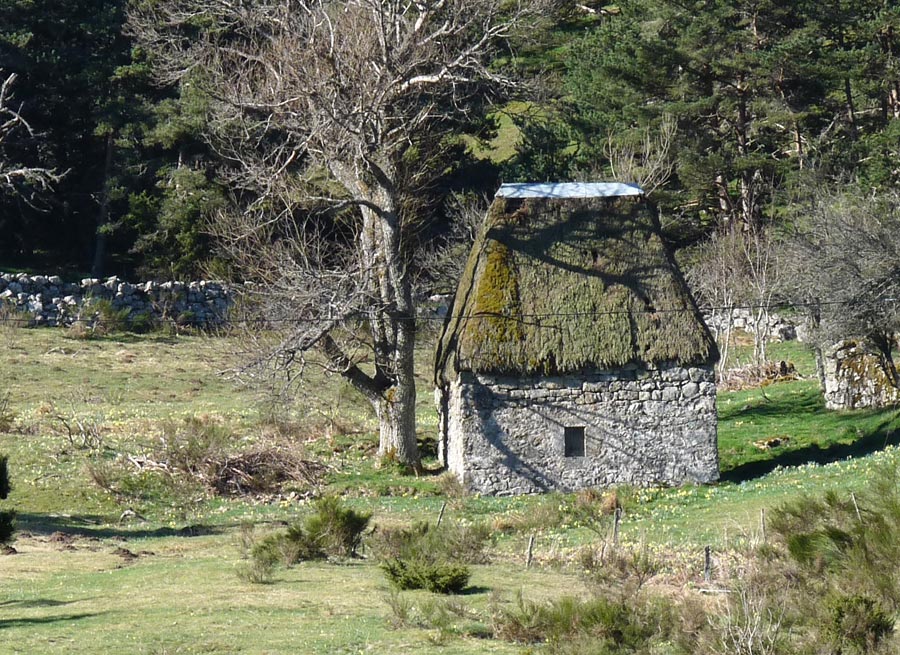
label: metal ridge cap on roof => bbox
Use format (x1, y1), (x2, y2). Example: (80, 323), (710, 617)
(496, 182), (645, 199)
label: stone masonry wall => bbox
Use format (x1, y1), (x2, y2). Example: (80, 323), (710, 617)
(439, 364), (718, 496)
(823, 340), (900, 410)
(0, 273), (233, 327)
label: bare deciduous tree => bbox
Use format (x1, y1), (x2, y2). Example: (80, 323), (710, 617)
(604, 114), (676, 196)
(741, 223), (780, 367)
(782, 189), (900, 386)
(686, 226), (744, 377)
(686, 221), (779, 375)
(417, 192), (488, 296)
(0, 72), (60, 204)
(128, 0), (548, 469)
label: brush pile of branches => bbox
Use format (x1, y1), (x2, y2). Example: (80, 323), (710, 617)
(210, 445), (327, 496)
(720, 360), (799, 391)
(93, 416), (328, 501)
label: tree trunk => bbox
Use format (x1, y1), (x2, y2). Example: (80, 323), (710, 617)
(752, 307), (768, 365)
(714, 174), (733, 220)
(889, 80), (900, 120)
(91, 132), (115, 278)
(814, 345), (826, 392)
(368, 188), (420, 470)
(333, 164), (421, 470)
(376, 335), (419, 467)
(843, 77), (858, 135)
(735, 85), (759, 228)
(716, 308), (734, 378)
(739, 171), (757, 228)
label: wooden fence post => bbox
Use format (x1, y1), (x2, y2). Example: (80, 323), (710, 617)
(704, 545), (712, 583)
(612, 507), (622, 546)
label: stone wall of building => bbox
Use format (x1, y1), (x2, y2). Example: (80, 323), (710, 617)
(823, 340), (900, 410)
(0, 273), (233, 327)
(438, 364), (718, 496)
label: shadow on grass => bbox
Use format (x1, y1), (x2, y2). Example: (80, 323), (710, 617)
(0, 598), (84, 608)
(721, 386), (900, 483)
(0, 612), (102, 629)
(16, 513), (225, 540)
(718, 384), (826, 421)
(68, 332), (182, 346)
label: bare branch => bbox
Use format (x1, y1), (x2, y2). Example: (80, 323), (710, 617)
(0, 71), (61, 203)
(605, 114), (676, 196)
(129, 0), (551, 467)
(780, 188), (900, 366)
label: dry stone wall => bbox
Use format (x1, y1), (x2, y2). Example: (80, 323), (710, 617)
(439, 364), (718, 496)
(702, 308), (797, 342)
(0, 273), (233, 327)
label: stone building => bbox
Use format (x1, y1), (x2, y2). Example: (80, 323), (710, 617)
(433, 182), (719, 495)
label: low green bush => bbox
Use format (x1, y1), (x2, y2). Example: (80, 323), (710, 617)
(0, 455), (15, 544)
(580, 543), (661, 599)
(770, 463), (900, 607)
(158, 416), (232, 476)
(245, 496), (371, 577)
(372, 520), (489, 595)
(0, 390), (15, 433)
(235, 554), (277, 584)
(128, 311), (156, 333)
(369, 520), (490, 564)
(87, 298), (132, 335)
(381, 558), (470, 594)
(491, 591), (674, 652)
(383, 590), (488, 643)
(300, 495), (371, 558)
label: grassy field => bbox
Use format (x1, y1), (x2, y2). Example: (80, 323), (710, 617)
(2, 327), (900, 653)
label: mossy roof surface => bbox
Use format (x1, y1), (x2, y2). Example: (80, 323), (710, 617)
(435, 195), (717, 383)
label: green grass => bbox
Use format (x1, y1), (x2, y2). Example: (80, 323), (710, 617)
(3, 327), (900, 652)
(715, 340), (900, 481)
(461, 100), (532, 163)
(0, 535), (573, 654)
(718, 380), (900, 479)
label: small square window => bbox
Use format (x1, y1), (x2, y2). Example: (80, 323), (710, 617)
(564, 426), (585, 457)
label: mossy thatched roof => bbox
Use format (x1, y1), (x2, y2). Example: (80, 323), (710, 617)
(435, 193), (717, 384)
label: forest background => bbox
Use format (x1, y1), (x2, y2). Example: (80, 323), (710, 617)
(1, 0), (898, 281)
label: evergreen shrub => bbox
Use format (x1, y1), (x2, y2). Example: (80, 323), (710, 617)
(247, 496), (371, 574)
(491, 592), (669, 651)
(826, 594), (893, 655)
(369, 520), (489, 564)
(381, 558), (470, 594)
(0, 389), (15, 433)
(372, 520), (488, 594)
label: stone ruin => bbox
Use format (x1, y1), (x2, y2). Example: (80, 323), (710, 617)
(822, 339), (900, 410)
